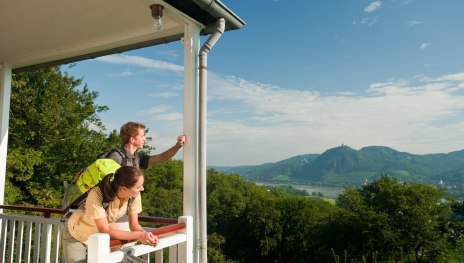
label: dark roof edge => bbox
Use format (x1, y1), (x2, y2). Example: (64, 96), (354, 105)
(193, 0), (245, 32)
(13, 34), (183, 73)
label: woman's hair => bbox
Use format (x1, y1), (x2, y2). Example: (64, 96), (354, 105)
(99, 166), (144, 203)
(120, 121), (146, 145)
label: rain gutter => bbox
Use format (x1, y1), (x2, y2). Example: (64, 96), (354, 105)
(192, 0), (245, 33)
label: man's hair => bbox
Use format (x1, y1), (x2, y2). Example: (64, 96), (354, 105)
(120, 122), (146, 145)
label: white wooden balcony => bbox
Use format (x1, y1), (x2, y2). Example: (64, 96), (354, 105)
(0, 1), (244, 262)
(0, 205), (192, 263)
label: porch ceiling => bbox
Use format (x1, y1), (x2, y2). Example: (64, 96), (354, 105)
(0, 0), (244, 72)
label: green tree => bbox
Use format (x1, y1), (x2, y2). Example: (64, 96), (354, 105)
(142, 160), (183, 218)
(207, 170), (338, 262)
(7, 66), (118, 207)
(329, 175), (455, 262)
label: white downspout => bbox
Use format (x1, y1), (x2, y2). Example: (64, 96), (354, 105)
(198, 18), (225, 263)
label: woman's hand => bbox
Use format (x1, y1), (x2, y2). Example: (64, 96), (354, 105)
(139, 231), (159, 246)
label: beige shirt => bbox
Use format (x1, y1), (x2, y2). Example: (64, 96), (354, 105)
(67, 187), (142, 243)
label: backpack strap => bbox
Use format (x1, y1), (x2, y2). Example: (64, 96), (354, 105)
(116, 147), (128, 167)
(103, 147), (128, 167)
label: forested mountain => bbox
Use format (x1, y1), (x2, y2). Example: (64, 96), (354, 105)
(214, 145), (464, 187)
(213, 153), (320, 181)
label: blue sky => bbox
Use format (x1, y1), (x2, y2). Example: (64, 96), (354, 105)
(65, 0), (464, 166)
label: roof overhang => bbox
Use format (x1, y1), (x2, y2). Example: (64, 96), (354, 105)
(0, 0), (245, 73)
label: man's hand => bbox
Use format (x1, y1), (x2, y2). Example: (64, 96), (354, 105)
(177, 135), (186, 146)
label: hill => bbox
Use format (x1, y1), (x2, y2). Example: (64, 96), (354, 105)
(212, 145), (464, 188)
(212, 153), (320, 182)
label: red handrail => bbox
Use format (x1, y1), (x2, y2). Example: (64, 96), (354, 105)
(109, 223), (186, 247)
(0, 204), (63, 218)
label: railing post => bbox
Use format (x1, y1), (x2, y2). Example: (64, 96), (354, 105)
(178, 216), (193, 263)
(88, 233), (111, 263)
(0, 67), (12, 215)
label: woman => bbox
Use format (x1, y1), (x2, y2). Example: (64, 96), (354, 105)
(62, 166), (158, 263)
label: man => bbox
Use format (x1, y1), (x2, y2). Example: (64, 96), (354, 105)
(107, 121), (186, 169)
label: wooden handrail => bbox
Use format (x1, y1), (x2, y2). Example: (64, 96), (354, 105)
(138, 216), (178, 224)
(109, 223), (186, 247)
(0, 204), (178, 223)
(0, 204), (64, 218)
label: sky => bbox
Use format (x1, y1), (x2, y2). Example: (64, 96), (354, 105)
(65, 0), (464, 166)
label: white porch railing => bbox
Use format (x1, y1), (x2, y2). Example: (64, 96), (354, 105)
(0, 213), (62, 263)
(88, 216), (192, 263)
(0, 205), (193, 263)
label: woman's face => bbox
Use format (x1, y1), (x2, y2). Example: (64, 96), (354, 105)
(120, 176), (144, 198)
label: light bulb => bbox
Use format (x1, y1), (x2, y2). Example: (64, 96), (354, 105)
(150, 4), (164, 31)
(153, 17), (163, 30)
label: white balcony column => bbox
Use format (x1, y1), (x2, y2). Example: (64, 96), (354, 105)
(178, 216), (193, 263)
(87, 233), (112, 263)
(0, 66), (12, 208)
(182, 22), (201, 263)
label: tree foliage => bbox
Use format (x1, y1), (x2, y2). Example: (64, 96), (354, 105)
(142, 159), (183, 218)
(207, 170), (338, 262)
(326, 175), (455, 262)
(7, 66), (118, 207)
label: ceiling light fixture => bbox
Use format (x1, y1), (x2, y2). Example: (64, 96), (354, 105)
(150, 4), (164, 30)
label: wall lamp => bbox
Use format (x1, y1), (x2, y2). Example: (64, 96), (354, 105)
(150, 4), (164, 30)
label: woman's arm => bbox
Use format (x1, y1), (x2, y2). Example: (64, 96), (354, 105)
(128, 213), (144, 232)
(94, 216), (158, 246)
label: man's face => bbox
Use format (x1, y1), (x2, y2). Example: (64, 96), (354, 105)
(132, 128), (146, 148)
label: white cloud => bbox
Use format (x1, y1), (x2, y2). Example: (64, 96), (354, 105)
(420, 42), (430, 49)
(150, 91), (179, 98)
(400, 0), (414, 6)
(359, 17), (379, 27)
(364, 1), (382, 12)
(147, 105), (169, 114)
(205, 72), (464, 165)
(97, 54), (183, 72)
(146, 105), (183, 121)
(110, 70), (134, 77)
(156, 50), (179, 59)
(153, 113), (183, 122)
(408, 20), (421, 27)
(95, 55), (464, 166)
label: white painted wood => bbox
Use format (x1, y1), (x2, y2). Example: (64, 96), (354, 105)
(155, 249), (163, 263)
(182, 22), (201, 263)
(6, 220), (15, 262)
(15, 221), (24, 262)
(0, 214), (61, 263)
(25, 222), (33, 263)
(178, 216), (193, 263)
(88, 233), (112, 263)
(169, 245), (177, 263)
(0, 67), (11, 210)
(1, 218), (9, 263)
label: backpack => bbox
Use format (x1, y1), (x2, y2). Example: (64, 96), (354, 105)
(62, 148), (128, 216)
